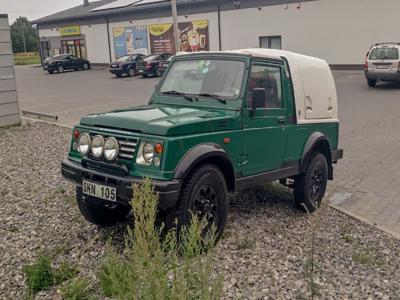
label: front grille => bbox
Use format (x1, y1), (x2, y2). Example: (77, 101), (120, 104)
(117, 139), (138, 160)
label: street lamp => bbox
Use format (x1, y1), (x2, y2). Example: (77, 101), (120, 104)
(171, 0), (180, 53)
(19, 19), (27, 53)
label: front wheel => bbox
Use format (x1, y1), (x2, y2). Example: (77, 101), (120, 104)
(367, 79), (377, 87)
(57, 65), (64, 73)
(166, 164), (228, 241)
(76, 187), (131, 227)
(48, 70), (54, 74)
(127, 68), (135, 77)
(83, 63), (89, 71)
(293, 153), (328, 213)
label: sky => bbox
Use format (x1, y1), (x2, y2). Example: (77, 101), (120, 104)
(2, 0), (85, 23)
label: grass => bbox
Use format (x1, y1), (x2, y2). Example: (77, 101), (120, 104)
(14, 55), (41, 65)
(53, 261), (79, 285)
(99, 178), (223, 299)
(235, 236), (256, 250)
(61, 277), (94, 300)
(352, 249), (382, 267)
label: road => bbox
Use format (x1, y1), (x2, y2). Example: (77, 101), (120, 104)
(15, 65), (400, 237)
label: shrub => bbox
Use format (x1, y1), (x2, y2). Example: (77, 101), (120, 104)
(60, 277), (94, 300)
(100, 178), (223, 299)
(53, 261), (79, 285)
(23, 255), (53, 295)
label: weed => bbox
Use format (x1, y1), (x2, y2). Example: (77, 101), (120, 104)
(55, 186), (67, 195)
(352, 249), (381, 267)
(53, 261), (79, 285)
(342, 234), (353, 243)
(23, 255), (53, 295)
(100, 178), (223, 299)
(60, 277), (94, 300)
(236, 236), (256, 250)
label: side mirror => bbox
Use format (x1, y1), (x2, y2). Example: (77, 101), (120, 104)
(251, 88), (267, 116)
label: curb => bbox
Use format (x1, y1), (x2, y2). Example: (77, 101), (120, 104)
(21, 116), (73, 130)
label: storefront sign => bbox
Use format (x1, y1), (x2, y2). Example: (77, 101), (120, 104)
(149, 20), (209, 54)
(60, 26), (81, 36)
(112, 26), (149, 59)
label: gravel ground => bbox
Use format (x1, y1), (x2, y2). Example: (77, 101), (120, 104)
(1, 122), (400, 299)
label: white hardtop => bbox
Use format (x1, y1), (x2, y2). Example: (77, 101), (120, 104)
(177, 49), (338, 124)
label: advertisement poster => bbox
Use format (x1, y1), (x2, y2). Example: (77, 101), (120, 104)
(113, 26), (149, 59)
(149, 20), (209, 54)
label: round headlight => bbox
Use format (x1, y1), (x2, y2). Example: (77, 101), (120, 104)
(77, 133), (91, 156)
(104, 137), (119, 161)
(143, 142), (154, 163)
(91, 135), (105, 159)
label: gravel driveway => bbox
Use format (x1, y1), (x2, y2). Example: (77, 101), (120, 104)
(1, 122), (399, 299)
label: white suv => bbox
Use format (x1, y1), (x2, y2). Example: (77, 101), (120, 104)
(364, 43), (400, 87)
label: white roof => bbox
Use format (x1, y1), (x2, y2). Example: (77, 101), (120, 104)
(177, 49), (338, 124)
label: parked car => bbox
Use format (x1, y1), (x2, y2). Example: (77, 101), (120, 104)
(157, 56), (173, 76)
(61, 49), (343, 240)
(43, 54), (90, 74)
(136, 53), (172, 77)
(109, 54), (146, 77)
(364, 42), (400, 87)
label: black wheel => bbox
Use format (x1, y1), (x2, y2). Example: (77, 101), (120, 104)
(83, 63), (89, 71)
(293, 153), (328, 213)
(115, 74), (122, 78)
(48, 70), (54, 74)
(127, 68), (135, 77)
(57, 65), (64, 73)
(165, 164), (228, 241)
(76, 187), (131, 227)
(156, 70), (162, 77)
(367, 79), (377, 87)
(142, 74), (148, 78)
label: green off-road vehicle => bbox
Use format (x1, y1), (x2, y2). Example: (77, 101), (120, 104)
(61, 49), (343, 238)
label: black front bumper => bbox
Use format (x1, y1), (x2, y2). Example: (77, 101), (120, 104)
(61, 159), (181, 210)
(109, 68), (126, 75)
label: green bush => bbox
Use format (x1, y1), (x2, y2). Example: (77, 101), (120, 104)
(60, 277), (94, 300)
(53, 261), (79, 285)
(23, 255), (53, 295)
(100, 178), (223, 299)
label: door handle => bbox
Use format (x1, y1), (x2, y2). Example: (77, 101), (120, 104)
(277, 117), (286, 124)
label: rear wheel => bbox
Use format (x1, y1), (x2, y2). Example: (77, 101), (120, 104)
(57, 65), (64, 73)
(83, 63), (89, 71)
(115, 74), (122, 78)
(48, 70), (54, 74)
(367, 79), (377, 87)
(128, 68), (135, 77)
(76, 187), (131, 227)
(293, 153), (328, 213)
(165, 164), (228, 241)
(156, 70), (162, 77)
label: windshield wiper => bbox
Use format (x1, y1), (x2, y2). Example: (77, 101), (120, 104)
(196, 93), (227, 104)
(161, 90), (198, 102)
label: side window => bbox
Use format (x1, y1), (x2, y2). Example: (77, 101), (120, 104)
(70, 56), (78, 61)
(247, 65), (282, 109)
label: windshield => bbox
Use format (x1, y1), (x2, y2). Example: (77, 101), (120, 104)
(369, 47), (399, 60)
(159, 59), (245, 100)
(117, 56), (130, 62)
(144, 55), (159, 62)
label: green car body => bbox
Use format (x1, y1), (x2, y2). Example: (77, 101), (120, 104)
(62, 49), (343, 235)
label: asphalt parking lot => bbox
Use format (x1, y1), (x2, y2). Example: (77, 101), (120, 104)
(15, 65), (159, 127)
(15, 65), (400, 237)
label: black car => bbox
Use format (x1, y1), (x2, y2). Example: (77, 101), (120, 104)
(109, 54), (146, 77)
(43, 54), (90, 74)
(157, 56), (173, 76)
(136, 53), (172, 78)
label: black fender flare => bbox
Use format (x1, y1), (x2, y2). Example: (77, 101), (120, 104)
(174, 143), (236, 192)
(301, 132), (333, 179)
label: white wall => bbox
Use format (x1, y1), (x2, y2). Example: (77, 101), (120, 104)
(109, 12), (219, 61)
(38, 28), (60, 38)
(220, 0), (400, 65)
(81, 24), (110, 63)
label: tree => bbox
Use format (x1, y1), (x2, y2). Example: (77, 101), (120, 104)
(10, 17), (39, 53)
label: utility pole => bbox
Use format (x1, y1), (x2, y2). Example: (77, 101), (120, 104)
(19, 19), (27, 53)
(171, 0), (180, 53)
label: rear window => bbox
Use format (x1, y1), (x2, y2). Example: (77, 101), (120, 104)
(144, 55), (159, 62)
(369, 47), (399, 60)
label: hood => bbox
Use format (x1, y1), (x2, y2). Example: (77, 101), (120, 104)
(79, 104), (239, 136)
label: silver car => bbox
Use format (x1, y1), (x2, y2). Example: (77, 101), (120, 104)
(364, 43), (400, 87)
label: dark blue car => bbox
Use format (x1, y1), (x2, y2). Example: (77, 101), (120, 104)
(109, 54), (146, 77)
(43, 54), (90, 74)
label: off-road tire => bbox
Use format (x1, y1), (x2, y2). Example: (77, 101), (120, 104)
(367, 79), (377, 87)
(76, 187), (131, 227)
(128, 68), (135, 77)
(293, 153), (328, 213)
(165, 164), (228, 241)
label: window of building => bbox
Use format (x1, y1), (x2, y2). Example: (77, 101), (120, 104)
(259, 36), (282, 50)
(247, 64), (282, 109)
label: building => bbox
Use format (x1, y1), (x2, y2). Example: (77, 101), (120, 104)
(0, 14), (20, 127)
(34, 0), (400, 68)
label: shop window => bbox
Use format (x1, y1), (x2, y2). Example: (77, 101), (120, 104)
(259, 36), (282, 50)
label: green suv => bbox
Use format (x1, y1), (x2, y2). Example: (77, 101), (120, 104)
(61, 49), (343, 237)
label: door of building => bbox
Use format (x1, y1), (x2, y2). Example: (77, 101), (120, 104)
(61, 39), (86, 58)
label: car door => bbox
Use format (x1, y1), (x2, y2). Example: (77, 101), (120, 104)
(241, 62), (288, 176)
(70, 56), (81, 69)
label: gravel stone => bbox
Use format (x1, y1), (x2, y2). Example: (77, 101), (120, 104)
(1, 122), (400, 299)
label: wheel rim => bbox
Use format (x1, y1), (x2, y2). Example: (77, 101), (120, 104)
(129, 69), (134, 76)
(309, 165), (323, 202)
(83, 64), (88, 70)
(58, 66), (63, 72)
(193, 185), (219, 229)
